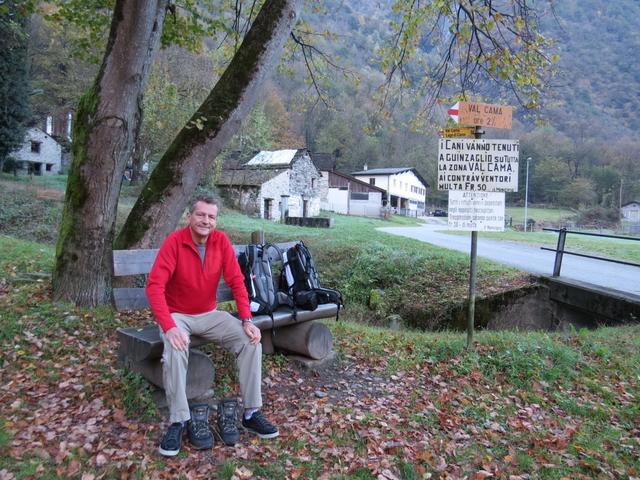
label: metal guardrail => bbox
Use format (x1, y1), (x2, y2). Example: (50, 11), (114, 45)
(542, 228), (640, 276)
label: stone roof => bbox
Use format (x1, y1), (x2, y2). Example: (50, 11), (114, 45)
(215, 168), (285, 187)
(310, 152), (336, 171)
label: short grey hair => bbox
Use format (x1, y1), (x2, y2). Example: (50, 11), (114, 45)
(189, 195), (220, 213)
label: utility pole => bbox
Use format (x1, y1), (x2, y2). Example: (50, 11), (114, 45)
(524, 156), (531, 232)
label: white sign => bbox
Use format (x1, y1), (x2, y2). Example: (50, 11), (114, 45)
(438, 138), (519, 192)
(448, 191), (505, 232)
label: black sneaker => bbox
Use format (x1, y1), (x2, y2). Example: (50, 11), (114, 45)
(187, 403), (213, 450)
(217, 398), (240, 446)
(159, 422), (186, 456)
(242, 411), (279, 439)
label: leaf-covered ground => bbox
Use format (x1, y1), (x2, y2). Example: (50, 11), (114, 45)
(1, 278), (639, 480)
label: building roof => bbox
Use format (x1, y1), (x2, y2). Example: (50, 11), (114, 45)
(215, 168), (285, 187)
(622, 201), (640, 207)
(246, 149), (301, 167)
(351, 167), (429, 188)
(310, 152), (336, 171)
(328, 170), (386, 193)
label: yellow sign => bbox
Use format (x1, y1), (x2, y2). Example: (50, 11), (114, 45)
(439, 127), (476, 138)
(448, 101), (513, 129)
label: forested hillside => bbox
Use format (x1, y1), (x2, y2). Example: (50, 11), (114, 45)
(540, 0), (640, 137)
(17, 0), (640, 209)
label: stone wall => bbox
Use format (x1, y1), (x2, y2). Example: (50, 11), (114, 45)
(11, 128), (62, 175)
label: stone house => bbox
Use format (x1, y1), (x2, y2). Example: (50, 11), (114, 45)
(216, 149), (321, 221)
(311, 153), (385, 217)
(351, 166), (429, 216)
(10, 127), (62, 176)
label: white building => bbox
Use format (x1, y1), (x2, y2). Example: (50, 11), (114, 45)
(10, 128), (62, 176)
(621, 201), (640, 222)
(351, 166), (428, 216)
(216, 149), (321, 221)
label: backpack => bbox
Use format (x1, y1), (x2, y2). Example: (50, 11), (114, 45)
(281, 242), (343, 318)
(237, 244), (279, 317)
(237, 243), (294, 327)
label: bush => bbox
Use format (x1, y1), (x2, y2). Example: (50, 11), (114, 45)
(573, 206), (620, 228)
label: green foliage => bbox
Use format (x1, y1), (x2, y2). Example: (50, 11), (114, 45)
(0, 235), (54, 273)
(45, 0), (231, 62)
(0, 189), (62, 245)
(0, 1), (31, 164)
(117, 370), (159, 421)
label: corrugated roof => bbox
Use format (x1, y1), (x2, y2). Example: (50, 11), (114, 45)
(351, 167), (412, 175)
(351, 167), (429, 188)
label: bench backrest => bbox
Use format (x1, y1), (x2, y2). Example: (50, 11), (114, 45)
(112, 242), (298, 311)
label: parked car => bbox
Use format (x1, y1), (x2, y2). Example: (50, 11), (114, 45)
(432, 209), (447, 217)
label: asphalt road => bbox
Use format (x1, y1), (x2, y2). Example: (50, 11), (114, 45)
(378, 219), (640, 296)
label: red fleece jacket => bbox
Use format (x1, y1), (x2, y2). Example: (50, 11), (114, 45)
(146, 227), (251, 332)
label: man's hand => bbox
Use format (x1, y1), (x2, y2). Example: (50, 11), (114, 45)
(242, 321), (261, 345)
(166, 327), (190, 351)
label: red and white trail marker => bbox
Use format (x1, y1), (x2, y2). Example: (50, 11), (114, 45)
(447, 102), (460, 123)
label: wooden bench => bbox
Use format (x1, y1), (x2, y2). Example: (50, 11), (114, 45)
(113, 241), (338, 401)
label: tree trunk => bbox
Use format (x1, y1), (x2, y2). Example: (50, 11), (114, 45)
(52, 0), (167, 306)
(115, 0), (302, 249)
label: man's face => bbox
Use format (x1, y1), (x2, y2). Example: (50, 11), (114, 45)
(187, 201), (218, 243)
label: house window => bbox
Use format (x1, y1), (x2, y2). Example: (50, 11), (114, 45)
(369, 178), (375, 185)
(311, 178), (316, 188)
(350, 192), (369, 200)
(31, 141), (41, 153)
(46, 164), (53, 172)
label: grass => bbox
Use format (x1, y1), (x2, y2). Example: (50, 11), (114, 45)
(505, 206), (575, 225)
(0, 237), (638, 477)
(0, 173), (69, 191)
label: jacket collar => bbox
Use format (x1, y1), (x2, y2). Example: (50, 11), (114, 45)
(179, 226), (218, 252)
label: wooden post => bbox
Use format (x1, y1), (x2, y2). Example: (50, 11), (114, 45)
(251, 230), (265, 244)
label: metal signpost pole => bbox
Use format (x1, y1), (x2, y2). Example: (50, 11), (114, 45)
(466, 125), (485, 350)
(524, 157), (531, 232)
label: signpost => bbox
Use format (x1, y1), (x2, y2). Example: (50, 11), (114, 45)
(439, 101), (517, 349)
(447, 101), (513, 130)
(448, 191), (506, 231)
(437, 138), (519, 192)
(439, 126), (476, 139)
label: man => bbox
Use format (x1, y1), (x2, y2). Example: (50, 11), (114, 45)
(146, 195), (278, 457)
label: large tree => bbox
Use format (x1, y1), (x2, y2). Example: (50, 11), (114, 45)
(115, 0), (303, 250)
(0, 1), (31, 171)
(52, 0), (168, 305)
(53, 0), (303, 306)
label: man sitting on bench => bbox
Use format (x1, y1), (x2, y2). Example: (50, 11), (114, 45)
(146, 195), (279, 457)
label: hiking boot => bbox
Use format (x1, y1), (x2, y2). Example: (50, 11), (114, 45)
(242, 410), (279, 439)
(217, 398), (240, 446)
(159, 422), (186, 456)
(187, 403), (213, 450)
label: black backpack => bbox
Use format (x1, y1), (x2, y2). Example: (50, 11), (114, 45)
(281, 242), (343, 318)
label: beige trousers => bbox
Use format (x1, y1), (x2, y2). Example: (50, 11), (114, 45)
(159, 309), (262, 423)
